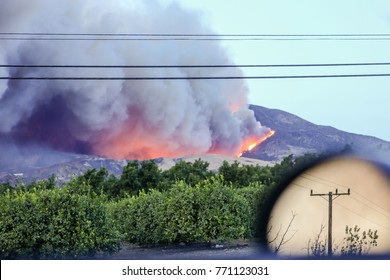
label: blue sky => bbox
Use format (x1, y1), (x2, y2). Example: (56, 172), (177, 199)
(161, 0), (390, 141)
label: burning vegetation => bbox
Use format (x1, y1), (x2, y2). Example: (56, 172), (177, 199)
(237, 130), (275, 158)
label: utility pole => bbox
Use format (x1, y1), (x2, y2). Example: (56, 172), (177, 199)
(310, 188), (350, 256)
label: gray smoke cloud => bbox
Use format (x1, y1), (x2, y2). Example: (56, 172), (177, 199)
(0, 0), (271, 160)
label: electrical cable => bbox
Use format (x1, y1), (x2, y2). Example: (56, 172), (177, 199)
(334, 202), (390, 232)
(3, 32), (390, 41)
(2, 62), (390, 68)
(302, 173), (390, 218)
(3, 73), (390, 80)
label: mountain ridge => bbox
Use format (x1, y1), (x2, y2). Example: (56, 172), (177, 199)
(1, 105), (389, 184)
(246, 104), (390, 162)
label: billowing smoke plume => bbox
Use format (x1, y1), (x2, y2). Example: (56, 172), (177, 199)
(0, 0), (270, 160)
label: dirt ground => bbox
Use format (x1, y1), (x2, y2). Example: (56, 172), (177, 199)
(96, 239), (266, 260)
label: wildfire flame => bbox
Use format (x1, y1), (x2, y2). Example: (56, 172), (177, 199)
(237, 130), (275, 157)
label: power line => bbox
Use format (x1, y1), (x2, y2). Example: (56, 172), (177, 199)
(305, 172), (349, 190)
(304, 174), (390, 232)
(300, 175), (349, 192)
(3, 32), (390, 37)
(3, 73), (390, 80)
(301, 174), (390, 219)
(4, 37), (390, 42)
(349, 195), (390, 220)
(0, 37), (239, 41)
(292, 182), (390, 236)
(3, 32), (390, 41)
(335, 201), (390, 232)
(3, 62), (390, 69)
(290, 182), (312, 191)
(304, 173), (390, 217)
(353, 190), (390, 216)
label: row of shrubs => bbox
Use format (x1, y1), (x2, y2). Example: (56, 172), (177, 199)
(0, 175), (266, 259)
(0, 181), (121, 259)
(109, 176), (266, 244)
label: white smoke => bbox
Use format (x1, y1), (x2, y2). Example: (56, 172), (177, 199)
(0, 0), (270, 160)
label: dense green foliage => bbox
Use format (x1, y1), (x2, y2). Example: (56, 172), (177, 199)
(73, 159), (214, 198)
(163, 176), (251, 243)
(236, 183), (269, 237)
(161, 159), (213, 187)
(218, 161), (273, 187)
(0, 181), (121, 259)
(109, 176), (252, 245)
(0, 153), (319, 259)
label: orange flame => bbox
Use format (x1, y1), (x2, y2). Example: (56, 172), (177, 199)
(237, 129), (275, 157)
(95, 119), (275, 160)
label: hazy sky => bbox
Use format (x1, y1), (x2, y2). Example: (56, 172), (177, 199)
(162, 0), (390, 141)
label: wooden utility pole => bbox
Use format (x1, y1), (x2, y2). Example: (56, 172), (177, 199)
(310, 188), (350, 256)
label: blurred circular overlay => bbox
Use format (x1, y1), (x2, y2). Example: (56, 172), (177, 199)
(266, 156), (390, 257)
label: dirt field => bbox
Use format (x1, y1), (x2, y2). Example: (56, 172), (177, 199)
(97, 240), (265, 260)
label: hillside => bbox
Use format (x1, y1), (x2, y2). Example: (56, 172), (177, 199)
(245, 105), (390, 162)
(0, 153), (271, 185)
(1, 105), (390, 184)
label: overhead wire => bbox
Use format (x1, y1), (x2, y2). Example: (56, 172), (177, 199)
(348, 195), (390, 220)
(2, 62), (390, 68)
(305, 173), (390, 214)
(290, 182), (312, 191)
(4, 37), (390, 41)
(302, 173), (349, 192)
(3, 73), (390, 80)
(2, 32), (390, 79)
(300, 173), (390, 220)
(353, 190), (390, 215)
(287, 179), (390, 231)
(3, 60), (390, 80)
(283, 180), (390, 232)
(334, 202), (390, 232)
(2, 32), (390, 41)
(300, 174), (349, 192)
(3, 32), (390, 36)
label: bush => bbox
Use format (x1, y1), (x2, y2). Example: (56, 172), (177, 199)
(218, 160), (274, 187)
(0, 182), (121, 259)
(107, 196), (137, 242)
(111, 175), (252, 245)
(108, 190), (167, 244)
(193, 176), (252, 242)
(163, 181), (201, 243)
(341, 225), (378, 256)
(160, 159), (213, 187)
(237, 182), (267, 237)
(117, 160), (162, 196)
